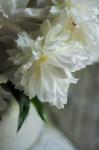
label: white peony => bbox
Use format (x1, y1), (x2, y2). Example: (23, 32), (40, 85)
(0, 0), (49, 43)
(40, 0), (99, 67)
(0, 0), (48, 20)
(49, 0), (99, 47)
(7, 26), (90, 109)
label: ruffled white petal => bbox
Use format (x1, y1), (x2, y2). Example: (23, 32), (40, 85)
(13, 7), (49, 19)
(16, 32), (34, 50)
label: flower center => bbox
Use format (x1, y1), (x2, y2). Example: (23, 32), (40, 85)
(65, 17), (77, 33)
(34, 55), (48, 66)
(39, 55), (48, 63)
(33, 55), (48, 75)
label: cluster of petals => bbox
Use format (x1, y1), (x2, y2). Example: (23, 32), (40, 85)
(1, 0), (99, 108)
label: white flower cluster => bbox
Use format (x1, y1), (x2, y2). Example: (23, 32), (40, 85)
(0, 0), (99, 108)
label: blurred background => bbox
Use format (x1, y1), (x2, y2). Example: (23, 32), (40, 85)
(48, 63), (99, 150)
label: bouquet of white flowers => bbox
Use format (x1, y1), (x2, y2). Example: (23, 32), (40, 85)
(0, 0), (99, 131)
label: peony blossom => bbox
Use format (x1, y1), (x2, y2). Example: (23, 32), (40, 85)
(0, 0), (48, 20)
(49, 0), (99, 47)
(40, 0), (99, 66)
(7, 26), (90, 108)
(0, 0), (49, 45)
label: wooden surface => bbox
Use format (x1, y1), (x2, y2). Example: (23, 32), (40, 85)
(48, 63), (99, 150)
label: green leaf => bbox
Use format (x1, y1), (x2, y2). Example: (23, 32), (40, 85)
(32, 96), (46, 121)
(2, 81), (30, 132)
(17, 95), (30, 132)
(4, 82), (46, 132)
